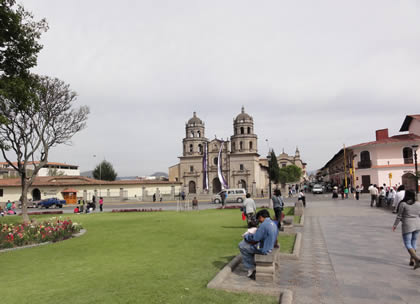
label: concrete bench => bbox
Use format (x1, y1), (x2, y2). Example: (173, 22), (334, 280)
(281, 218), (294, 233)
(255, 247), (279, 282)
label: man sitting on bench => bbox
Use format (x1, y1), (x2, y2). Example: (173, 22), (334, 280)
(238, 209), (278, 279)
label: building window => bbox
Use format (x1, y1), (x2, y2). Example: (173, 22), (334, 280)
(241, 127), (244, 134)
(0, 189), (3, 197)
(240, 164), (244, 171)
(213, 157), (218, 165)
(403, 147), (413, 164)
(197, 131), (201, 137)
(232, 142), (236, 151)
(190, 131), (194, 138)
(189, 144), (193, 153)
(190, 166), (194, 172)
(358, 151), (371, 168)
(247, 127), (251, 134)
(249, 141), (253, 150)
(240, 141), (243, 150)
(198, 144), (203, 154)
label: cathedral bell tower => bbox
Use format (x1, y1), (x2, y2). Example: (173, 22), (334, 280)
(230, 107), (258, 154)
(183, 112), (207, 156)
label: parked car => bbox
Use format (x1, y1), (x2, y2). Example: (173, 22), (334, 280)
(37, 198), (66, 209)
(312, 184), (324, 194)
(212, 188), (246, 204)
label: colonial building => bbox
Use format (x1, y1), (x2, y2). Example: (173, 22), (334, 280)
(319, 114), (420, 192)
(278, 148), (308, 182)
(169, 108), (307, 195)
(0, 161), (80, 178)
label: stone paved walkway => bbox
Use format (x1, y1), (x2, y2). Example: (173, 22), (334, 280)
(221, 196), (420, 303)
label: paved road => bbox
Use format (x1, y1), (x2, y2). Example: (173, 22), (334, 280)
(222, 194), (420, 303)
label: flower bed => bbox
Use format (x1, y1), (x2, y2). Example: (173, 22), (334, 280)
(19, 211), (63, 216)
(216, 205), (270, 210)
(0, 217), (82, 249)
(111, 208), (163, 213)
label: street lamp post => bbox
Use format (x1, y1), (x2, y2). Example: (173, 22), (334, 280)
(412, 144), (419, 201)
(267, 150), (272, 199)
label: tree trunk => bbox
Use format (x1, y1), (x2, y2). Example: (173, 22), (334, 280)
(20, 175), (30, 223)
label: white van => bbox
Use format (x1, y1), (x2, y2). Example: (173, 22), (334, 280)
(212, 188), (247, 204)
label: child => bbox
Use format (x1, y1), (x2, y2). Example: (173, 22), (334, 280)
(242, 221), (258, 238)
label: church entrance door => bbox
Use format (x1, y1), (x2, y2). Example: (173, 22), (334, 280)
(212, 178), (222, 194)
(188, 181), (196, 194)
(238, 180), (247, 191)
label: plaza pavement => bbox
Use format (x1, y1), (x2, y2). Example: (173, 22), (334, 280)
(222, 194), (420, 304)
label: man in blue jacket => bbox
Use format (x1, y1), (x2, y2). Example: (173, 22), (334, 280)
(238, 209), (278, 279)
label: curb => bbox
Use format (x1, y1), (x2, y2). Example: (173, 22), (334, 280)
(294, 214), (305, 227)
(277, 232), (302, 260)
(207, 254), (293, 304)
(0, 229), (87, 254)
(207, 255), (242, 288)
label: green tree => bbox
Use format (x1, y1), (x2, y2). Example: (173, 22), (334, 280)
(93, 160), (118, 181)
(268, 150), (280, 184)
(0, 76), (89, 222)
(279, 165), (303, 184)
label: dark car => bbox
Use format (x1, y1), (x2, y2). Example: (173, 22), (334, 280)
(37, 198), (66, 209)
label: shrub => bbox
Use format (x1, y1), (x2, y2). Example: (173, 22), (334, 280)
(111, 208), (162, 213)
(0, 217), (82, 249)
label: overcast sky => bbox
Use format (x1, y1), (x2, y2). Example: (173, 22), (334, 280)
(15, 0), (420, 176)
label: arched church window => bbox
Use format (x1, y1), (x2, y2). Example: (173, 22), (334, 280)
(249, 141), (253, 150)
(232, 142), (236, 151)
(197, 131), (201, 138)
(213, 157), (218, 165)
(190, 131), (194, 138)
(198, 144), (203, 154)
(241, 127), (244, 134)
(240, 141), (243, 150)
(189, 144), (193, 153)
(247, 127), (251, 134)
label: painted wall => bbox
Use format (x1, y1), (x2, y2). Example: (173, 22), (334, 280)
(409, 119), (420, 135)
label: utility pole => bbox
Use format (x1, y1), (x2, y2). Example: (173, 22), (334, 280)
(343, 144), (348, 188)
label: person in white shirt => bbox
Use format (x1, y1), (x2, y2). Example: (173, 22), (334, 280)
(243, 193), (257, 226)
(394, 185), (406, 213)
(368, 184), (379, 207)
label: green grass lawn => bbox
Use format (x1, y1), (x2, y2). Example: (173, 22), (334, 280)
(0, 209), (289, 304)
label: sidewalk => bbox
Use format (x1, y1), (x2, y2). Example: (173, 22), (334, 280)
(219, 197), (420, 303)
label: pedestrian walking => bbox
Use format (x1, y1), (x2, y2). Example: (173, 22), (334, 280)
(243, 193), (257, 226)
(298, 189), (306, 207)
(393, 185), (406, 213)
(368, 184), (378, 207)
(355, 185), (361, 200)
(392, 190), (420, 269)
(181, 191), (186, 201)
(344, 187), (349, 199)
(99, 197), (104, 212)
(153, 193), (156, 202)
(271, 189), (284, 230)
(192, 197), (198, 210)
(221, 190), (227, 209)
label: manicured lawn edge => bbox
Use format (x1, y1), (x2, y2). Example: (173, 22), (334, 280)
(0, 229), (86, 254)
(207, 254), (293, 304)
(294, 214), (305, 227)
(277, 232), (301, 260)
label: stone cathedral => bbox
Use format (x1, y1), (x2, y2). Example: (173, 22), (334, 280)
(169, 107), (306, 195)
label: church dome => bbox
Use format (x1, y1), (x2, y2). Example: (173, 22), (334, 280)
(188, 112), (203, 125)
(235, 107), (252, 123)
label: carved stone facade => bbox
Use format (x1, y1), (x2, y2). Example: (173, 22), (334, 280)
(169, 108), (269, 195)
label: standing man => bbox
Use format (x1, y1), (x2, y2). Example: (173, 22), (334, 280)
(355, 185), (361, 200)
(368, 184), (378, 207)
(238, 209), (278, 279)
(221, 190), (227, 209)
(394, 185), (406, 213)
(181, 191), (186, 201)
(272, 189), (284, 229)
(192, 197), (198, 210)
(243, 193), (257, 226)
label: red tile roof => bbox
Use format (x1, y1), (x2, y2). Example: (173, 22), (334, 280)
(0, 161), (78, 167)
(348, 133), (420, 149)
